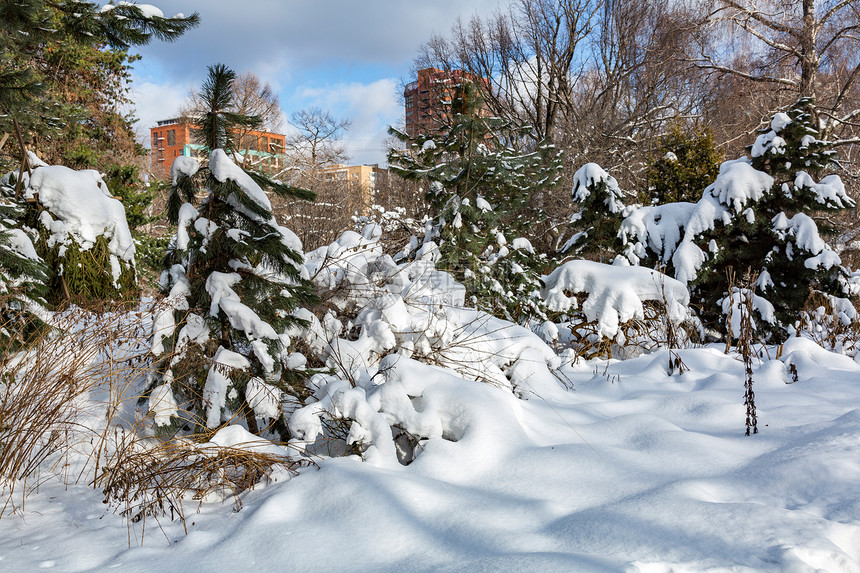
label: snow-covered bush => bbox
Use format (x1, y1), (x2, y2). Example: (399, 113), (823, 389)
(293, 225), (566, 464)
(540, 259), (698, 358)
(146, 65), (317, 439)
(351, 204), (428, 255)
(1, 154), (136, 306)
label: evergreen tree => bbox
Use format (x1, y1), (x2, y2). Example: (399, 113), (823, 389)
(388, 82), (562, 323)
(675, 98), (855, 336)
(644, 124), (723, 205)
(0, 1), (198, 309)
(149, 64), (317, 438)
(561, 163), (629, 262)
(0, 179), (48, 346)
(1, 1), (199, 167)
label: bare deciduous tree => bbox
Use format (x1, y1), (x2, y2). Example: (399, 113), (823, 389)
(693, 0), (860, 141)
(416, 0), (600, 146)
(415, 0), (701, 203)
(286, 107), (351, 169)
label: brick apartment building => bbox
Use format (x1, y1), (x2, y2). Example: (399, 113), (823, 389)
(149, 118), (288, 180)
(404, 67), (489, 137)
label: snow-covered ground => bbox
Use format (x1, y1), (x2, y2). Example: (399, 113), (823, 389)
(2, 337), (859, 572)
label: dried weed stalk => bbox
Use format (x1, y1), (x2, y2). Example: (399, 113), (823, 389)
(0, 302), (152, 516)
(95, 434), (314, 540)
(1, 301), (316, 533)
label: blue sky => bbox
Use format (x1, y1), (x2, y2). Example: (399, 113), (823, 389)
(126, 0), (503, 165)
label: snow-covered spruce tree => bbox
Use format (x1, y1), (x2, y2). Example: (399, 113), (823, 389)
(388, 82), (562, 323)
(148, 64), (318, 438)
(672, 98), (855, 336)
(560, 163), (630, 262)
(0, 180), (49, 345)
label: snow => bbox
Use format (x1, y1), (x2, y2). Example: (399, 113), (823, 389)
(541, 260), (690, 339)
(26, 165), (136, 272)
(795, 171), (854, 208)
(4, 204), (860, 572)
(174, 203), (198, 252)
(751, 113), (792, 158)
(721, 288), (776, 334)
(209, 148), (272, 212)
(4, 227), (39, 261)
(4, 336), (860, 571)
(572, 162), (625, 214)
(99, 2), (165, 19)
(703, 158), (773, 214)
(204, 424), (287, 457)
(202, 346), (251, 428)
(148, 381), (178, 427)
(246, 377), (281, 418)
(171, 155), (199, 185)
(620, 202), (697, 265)
(205, 271), (279, 341)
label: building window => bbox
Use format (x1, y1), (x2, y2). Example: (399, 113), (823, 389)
(241, 134), (257, 151)
(167, 129), (176, 147)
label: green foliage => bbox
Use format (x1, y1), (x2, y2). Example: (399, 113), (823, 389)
(37, 230), (137, 305)
(133, 232), (170, 289)
(151, 64), (318, 438)
(388, 82), (562, 323)
(644, 125), (723, 205)
(562, 163), (629, 261)
(104, 163), (154, 231)
(689, 98), (855, 336)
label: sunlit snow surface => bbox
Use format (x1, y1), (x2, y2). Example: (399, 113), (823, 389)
(2, 337), (860, 572)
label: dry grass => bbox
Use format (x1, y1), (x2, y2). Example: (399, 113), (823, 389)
(0, 300), (315, 534)
(0, 301), (154, 516)
(96, 433), (313, 540)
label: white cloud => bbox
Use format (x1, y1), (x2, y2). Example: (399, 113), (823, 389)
(130, 0), (503, 82)
(129, 77), (195, 147)
(289, 78), (401, 165)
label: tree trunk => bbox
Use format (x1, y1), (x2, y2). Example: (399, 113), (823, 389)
(799, 0), (818, 99)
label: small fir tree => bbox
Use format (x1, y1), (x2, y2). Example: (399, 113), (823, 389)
(679, 98), (855, 336)
(388, 82), (562, 323)
(148, 64), (318, 438)
(560, 163), (629, 262)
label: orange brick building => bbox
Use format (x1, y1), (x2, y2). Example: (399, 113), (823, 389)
(404, 68), (489, 137)
(150, 118), (288, 179)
